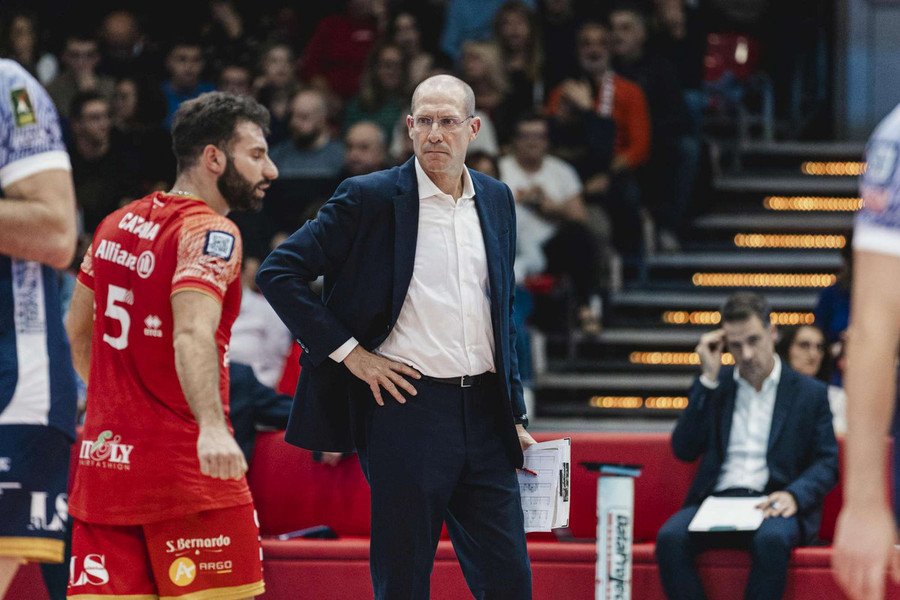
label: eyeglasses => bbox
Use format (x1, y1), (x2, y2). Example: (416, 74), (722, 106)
(410, 115), (474, 132)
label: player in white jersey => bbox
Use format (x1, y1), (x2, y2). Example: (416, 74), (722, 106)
(833, 104), (900, 600)
(0, 58), (78, 598)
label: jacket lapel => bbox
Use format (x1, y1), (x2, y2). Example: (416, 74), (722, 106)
(472, 174), (503, 334)
(391, 159), (419, 325)
(767, 366), (795, 454)
(718, 373), (737, 458)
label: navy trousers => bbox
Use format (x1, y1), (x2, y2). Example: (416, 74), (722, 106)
(355, 377), (532, 600)
(655, 502), (800, 600)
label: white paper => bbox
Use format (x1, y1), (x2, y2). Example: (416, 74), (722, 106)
(518, 438), (571, 532)
(687, 495), (768, 532)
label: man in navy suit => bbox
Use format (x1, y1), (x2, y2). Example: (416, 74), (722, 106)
(256, 75), (535, 600)
(655, 291), (839, 600)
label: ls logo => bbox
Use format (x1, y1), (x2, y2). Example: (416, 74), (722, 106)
(70, 554), (110, 586)
(28, 492), (67, 532)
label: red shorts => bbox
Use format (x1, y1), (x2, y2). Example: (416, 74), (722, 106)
(67, 503), (264, 600)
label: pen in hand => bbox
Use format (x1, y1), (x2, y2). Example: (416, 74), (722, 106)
(520, 467), (539, 477)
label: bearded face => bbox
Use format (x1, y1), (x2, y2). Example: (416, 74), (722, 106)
(217, 152), (269, 212)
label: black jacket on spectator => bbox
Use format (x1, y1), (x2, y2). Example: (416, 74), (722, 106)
(615, 52), (690, 143)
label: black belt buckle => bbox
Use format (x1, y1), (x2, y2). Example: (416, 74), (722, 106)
(460, 375), (474, 388)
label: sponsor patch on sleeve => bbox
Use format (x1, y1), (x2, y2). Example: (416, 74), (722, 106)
(9, 87), (36, 127)
(203, 230), (235, 260)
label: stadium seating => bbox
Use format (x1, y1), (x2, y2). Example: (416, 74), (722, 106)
(249, 431), (897, 600)
(9, 430), (896, 599)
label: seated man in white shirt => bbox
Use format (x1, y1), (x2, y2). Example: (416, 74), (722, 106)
(655, 291), (839, 600)
(230, 255), (294, 388)
(498, 113), (604, 332)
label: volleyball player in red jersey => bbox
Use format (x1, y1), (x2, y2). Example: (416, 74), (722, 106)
(64, 92), (278, 600)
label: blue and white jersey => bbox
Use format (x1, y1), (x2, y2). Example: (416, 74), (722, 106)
(0, 59), (77, 440)
(857, 103), (900, 257)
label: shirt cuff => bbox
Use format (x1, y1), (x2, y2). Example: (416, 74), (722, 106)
(329, 338), (359, 363)
(699, 374), (720, 389)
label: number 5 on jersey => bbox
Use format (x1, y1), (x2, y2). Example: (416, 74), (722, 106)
(103, 284), (134, 350)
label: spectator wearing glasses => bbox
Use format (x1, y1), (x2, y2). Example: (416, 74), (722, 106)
(776, 324), (846, 435)
(257, 74), (535, 599)
(47, 33), (115, 120)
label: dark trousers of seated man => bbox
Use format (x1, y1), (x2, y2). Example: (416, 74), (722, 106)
(354, 376), (532, 600)
(655, 489), (800, 600)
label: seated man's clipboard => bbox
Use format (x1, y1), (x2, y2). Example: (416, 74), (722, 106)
(687, 496), (768, 532)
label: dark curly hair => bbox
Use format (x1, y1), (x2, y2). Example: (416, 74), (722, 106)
(171, 91), (270, 174)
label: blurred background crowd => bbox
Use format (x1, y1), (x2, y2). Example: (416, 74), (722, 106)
(0, 0), (837, 410)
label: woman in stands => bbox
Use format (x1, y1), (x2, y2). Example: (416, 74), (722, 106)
(777, 324), (846, 434)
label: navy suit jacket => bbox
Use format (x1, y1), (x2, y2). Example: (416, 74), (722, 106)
(256, 158), (525, 466)
(673, 364), (839, 544)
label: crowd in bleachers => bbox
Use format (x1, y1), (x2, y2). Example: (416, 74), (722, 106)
(2, 0), (834, 401)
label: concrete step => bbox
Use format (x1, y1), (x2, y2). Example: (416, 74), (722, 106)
(609, 289), (821, 310)
(692, 212), (854, 232)
(713, 175), (859, 196)
(647, 250), (842, 270)
(737, 140), (865, 158)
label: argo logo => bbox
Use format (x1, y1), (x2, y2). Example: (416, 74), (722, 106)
(69, 554), (110, 587)
(169, 557), (197, 587)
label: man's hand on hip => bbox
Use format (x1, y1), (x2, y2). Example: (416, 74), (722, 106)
(197, 426), (247, 480)
(516, 424), (536, 451)
(343, 345), (421, 406)
(696, 328), (726, 382)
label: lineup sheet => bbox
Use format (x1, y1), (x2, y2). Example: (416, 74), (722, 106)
(518, 438), (571, 532)
(687, 495), (768, 532)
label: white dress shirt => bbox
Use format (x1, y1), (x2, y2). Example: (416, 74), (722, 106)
(330, 158), (495, 378)
(230, 288), (294, 387)
(714, 355), (782, 493)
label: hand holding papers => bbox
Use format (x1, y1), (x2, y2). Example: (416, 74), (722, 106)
(688, 496), (768, 532)
(518, 438), (571, 532)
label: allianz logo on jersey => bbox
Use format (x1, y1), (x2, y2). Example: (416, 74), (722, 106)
(118, 212), (160, 240)
(79, 430), (134, 471)
(144, 315), (163, 338)
(94, 239), (155, 279)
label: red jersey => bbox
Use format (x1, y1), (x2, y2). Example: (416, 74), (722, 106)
(69, 192), (250, 525)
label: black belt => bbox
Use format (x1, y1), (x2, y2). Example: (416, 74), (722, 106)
(418, 372), (495, 388)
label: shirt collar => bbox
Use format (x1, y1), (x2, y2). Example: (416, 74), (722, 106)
(414, 157), (475, 202)
(734, 354), (782, 393)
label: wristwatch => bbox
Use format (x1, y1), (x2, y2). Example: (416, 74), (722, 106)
(514, 415), (529, 429)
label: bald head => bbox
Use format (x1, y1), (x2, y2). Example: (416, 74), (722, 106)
(345, 122), (387, 176)
(289, 89), (329, 147)
(411, 75), (475, 118)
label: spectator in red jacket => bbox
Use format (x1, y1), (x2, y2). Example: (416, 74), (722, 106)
(545, 21), (650, 257)
(298, 0), (385, 100)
